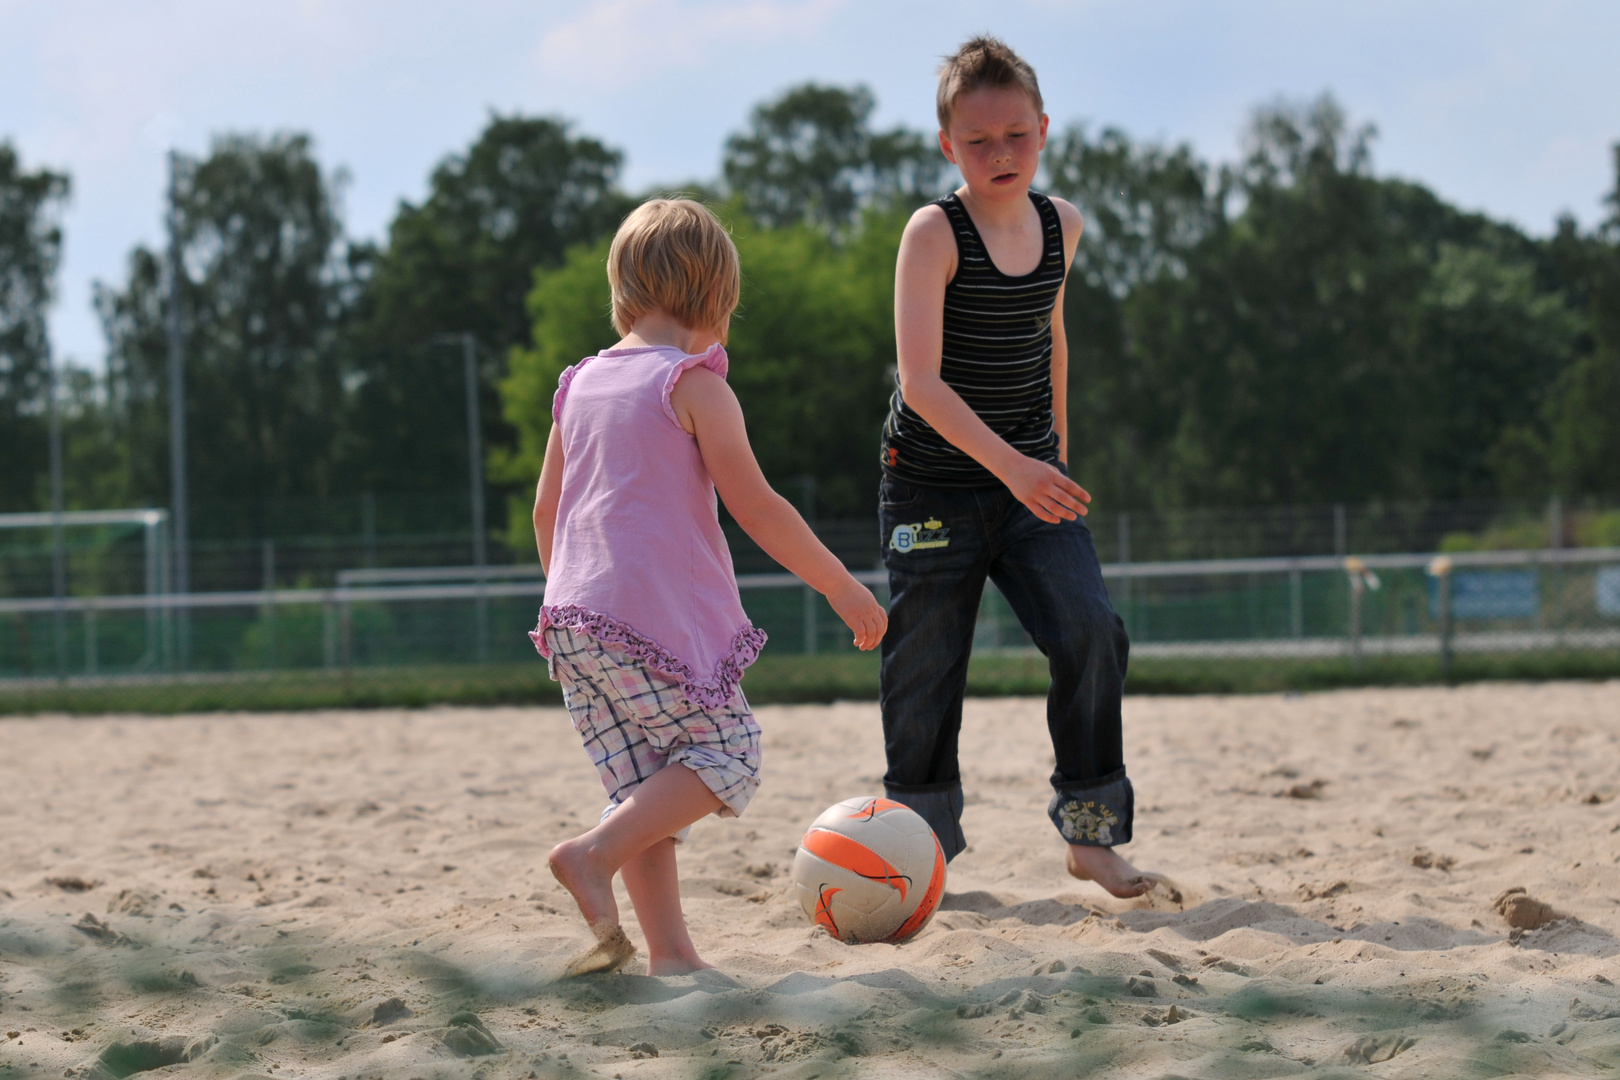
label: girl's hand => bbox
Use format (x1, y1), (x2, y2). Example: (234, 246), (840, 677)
(828, 579), (888, 651)
(1003, 456), (1089, 524)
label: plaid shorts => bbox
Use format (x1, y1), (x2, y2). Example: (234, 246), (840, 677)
(545, 624), (761, 838)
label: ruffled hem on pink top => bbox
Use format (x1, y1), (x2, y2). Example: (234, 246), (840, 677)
(530, 604), (767, 710)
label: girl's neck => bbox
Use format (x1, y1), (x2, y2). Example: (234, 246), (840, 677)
(616, 311), (723, 356)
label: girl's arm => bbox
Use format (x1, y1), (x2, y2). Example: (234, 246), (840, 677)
(532, 424), (565, 575)
(894, 204), (1088, 523)
(670, 368), (887, 651)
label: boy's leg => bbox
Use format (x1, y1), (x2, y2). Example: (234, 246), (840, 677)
(879, 478), (991, 861)
(986, 494), (1152, 895)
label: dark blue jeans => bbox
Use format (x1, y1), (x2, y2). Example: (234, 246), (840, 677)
(878, 472), (1132, 862)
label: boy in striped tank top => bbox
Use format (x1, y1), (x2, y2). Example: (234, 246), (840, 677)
(878, 37), (1163, 898)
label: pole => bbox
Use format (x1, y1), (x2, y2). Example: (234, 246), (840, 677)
(48, 346), (66, 681)
(462, 333), (489, 662)
(1429, 556), (1454, 682)
(166, 150), (191, 670)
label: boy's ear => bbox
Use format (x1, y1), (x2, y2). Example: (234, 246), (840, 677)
(938, 129), (958, 165)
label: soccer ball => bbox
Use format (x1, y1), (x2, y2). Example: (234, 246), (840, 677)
(791, 797), (946, 944)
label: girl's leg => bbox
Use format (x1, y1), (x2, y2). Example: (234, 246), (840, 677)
(619, 838), (710, 975)
(549, 764), (721, 954)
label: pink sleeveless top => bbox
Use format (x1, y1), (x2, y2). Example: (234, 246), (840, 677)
(529, 343), (766, 708)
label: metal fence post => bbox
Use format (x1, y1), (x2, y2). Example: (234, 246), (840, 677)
(1349, 569), (1364, 672)
(340, 594), (353, 684)
(262, 538), (277, 669)
(1429, 556), (1453, 681)
(1289, 563), (1303, 638)
(1344, 557), (1379, 673)
(84, 607), (97, 676)
(323, 596), (337, 670)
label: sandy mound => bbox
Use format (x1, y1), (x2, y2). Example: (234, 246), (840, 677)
(2, 681), (1619, 1077)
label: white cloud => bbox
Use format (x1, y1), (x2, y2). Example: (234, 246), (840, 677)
(534, 0), (848, 86)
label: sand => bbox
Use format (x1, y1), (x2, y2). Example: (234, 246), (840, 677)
(2, 681), (1619, 1079)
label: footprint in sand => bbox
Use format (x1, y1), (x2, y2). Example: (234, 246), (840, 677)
(1493, 886), (1561, 930)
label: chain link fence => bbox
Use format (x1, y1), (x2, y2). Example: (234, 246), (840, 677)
(2, 498), (1618, 710)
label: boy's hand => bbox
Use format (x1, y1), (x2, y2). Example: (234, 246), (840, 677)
(1004, 456), (1090, 523)
(828, 579), (888, 651)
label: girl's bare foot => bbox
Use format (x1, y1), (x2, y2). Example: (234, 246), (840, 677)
(647, 955), (715, 977)
(550, 837), (619, 926)
(1066, 844), (1162, 898)
(561, 920), (636, 978)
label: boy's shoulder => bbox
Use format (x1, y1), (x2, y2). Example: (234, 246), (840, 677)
(1046, 194), (1084, 238)
(900, 201), (957, 262)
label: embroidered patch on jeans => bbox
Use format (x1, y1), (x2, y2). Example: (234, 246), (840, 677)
(889, 518), (951, 553)
(1055, 799), (1119, 844)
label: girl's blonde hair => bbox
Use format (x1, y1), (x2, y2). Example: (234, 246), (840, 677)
(936, 36), (1043, 130)
(608, 198), (740, 341)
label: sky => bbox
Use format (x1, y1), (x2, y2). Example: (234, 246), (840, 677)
(4, 0), (1618, 370)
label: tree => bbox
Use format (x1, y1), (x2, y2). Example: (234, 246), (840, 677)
(498, 206), (904, 556)
(0, 143), (69, 512)
(96, 133), (355, 539)
(1050, 96), (1593, 509)
(723, 84), (944, 234)
(1043, 124), (1216, 503)
(343, 115), (635, 499)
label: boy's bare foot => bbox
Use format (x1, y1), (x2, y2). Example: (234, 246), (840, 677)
(647, 955), (715, 977)
(1066, 844), (1166, 899)
(550, 838), (619, 927)
(561, 920), (636, 978)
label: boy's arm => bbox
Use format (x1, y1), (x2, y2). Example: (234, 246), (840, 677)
(894, 206), (1088, 522)
(1048, 197), (1085, 466)
(671, 368), (887, 651)
(532, 424), (564, 575)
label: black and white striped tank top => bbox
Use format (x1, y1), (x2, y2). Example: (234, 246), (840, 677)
(881, 190), (1065, 488)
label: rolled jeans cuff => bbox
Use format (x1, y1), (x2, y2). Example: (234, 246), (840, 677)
(883, 781), (967, 863)
(1048, 768), (1133, 847)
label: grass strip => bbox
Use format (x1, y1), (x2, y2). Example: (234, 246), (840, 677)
(1, 649), (1615, 715)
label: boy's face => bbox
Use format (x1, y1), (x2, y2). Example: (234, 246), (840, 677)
(939, 86), (1048, 200)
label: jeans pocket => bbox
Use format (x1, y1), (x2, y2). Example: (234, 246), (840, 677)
(880, 477), (923, 510)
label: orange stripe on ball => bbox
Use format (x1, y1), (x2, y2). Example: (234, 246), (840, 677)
(802, 828), (910, 902)
(889, 835), (945, 943)
(814, 884), (844, 938)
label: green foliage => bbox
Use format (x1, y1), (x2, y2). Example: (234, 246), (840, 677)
(1438, 520), (1549, 553)
(94, 133), (355, 534)
(342, 116), (635, 505)
(723, 84), (944, 233)
(0, 143), (70, 513)
(1049, 98), (1617, 509)
(1576, 510), (1620, 548)
(498, 204), (905, 555)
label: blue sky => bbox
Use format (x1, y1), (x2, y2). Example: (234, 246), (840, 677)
(4, 0), (1618, 369)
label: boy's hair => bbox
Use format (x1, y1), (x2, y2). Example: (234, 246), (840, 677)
(608, 197), (740, 341)
(936, 36), (1043, 130)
